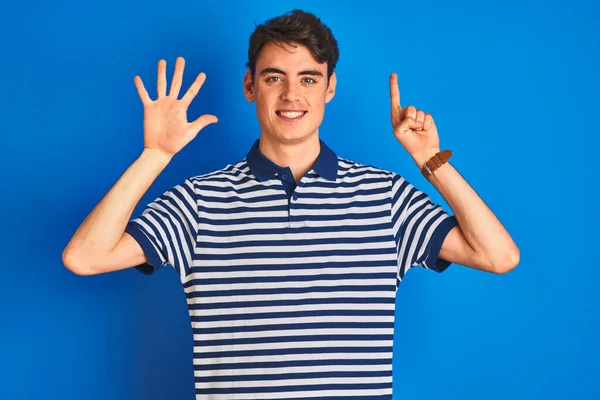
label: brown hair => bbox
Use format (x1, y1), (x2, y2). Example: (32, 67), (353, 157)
(246, 9), (339, 85)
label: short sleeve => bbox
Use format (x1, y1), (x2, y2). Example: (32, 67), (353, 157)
(125, 178), (198, 276)
(391, 173), (458, 280)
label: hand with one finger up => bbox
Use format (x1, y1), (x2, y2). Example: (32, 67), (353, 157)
(389, 72), (441, 168)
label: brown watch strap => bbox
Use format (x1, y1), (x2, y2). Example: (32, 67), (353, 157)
(421, 149), (452, 179)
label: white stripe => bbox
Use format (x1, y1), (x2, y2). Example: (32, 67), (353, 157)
(191, 315), (393, 330)
(196, 240), (394, 255)
(193, 327), (393, 342)
(185, 278), (393, 298)
(186, 265), (394, 283)
(194, 340), (391, 353)
(193, 363), (392, 378)
(193, 301), (394, 317)
(192, 351), (393, 365)
(196, 227), (391, 243)
(207, 388), (392, 400)
(194, 375), (393, 389)
(189, 253), (397, 268)
(197, 216), (390, 232)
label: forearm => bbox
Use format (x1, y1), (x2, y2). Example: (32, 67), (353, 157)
(63, 148), (172, 265)
(415, 157), (519, 271)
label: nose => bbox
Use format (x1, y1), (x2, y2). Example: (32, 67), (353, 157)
(281, 80), (300, 102)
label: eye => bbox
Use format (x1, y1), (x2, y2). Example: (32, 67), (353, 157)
(266, 76), (282, 83)
(303, 77), (317, 84)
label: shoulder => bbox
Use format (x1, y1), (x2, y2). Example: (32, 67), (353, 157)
(186, 158), (252, 188)
(336, 155), (398, 184)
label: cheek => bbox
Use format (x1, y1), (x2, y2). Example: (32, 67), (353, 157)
(256, 93), (275, 114)
(253, 95), (271, 121)
(310, 96), (327, 115)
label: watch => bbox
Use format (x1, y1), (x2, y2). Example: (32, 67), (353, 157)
(421, 149), (452, 180)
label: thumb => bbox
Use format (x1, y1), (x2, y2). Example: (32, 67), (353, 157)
(190, 114), (218, 133)
(396, 117), (422, 135)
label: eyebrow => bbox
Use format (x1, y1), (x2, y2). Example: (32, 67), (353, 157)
(259, 67), (323, 77)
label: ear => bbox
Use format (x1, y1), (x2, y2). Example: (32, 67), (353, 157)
(243, 70), (255, 102)
(325, 72), (336, 103)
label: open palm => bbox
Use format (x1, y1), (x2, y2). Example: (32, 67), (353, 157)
(134, 57), (218, 156)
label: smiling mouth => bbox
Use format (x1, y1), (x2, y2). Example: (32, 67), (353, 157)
(276, 111), (307, 121)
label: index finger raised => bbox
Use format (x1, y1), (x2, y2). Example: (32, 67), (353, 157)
(389, 72), (402, 111)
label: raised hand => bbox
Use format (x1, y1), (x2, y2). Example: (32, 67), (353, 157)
(134, 57), (218, 156)
(389, 72), (440, 167)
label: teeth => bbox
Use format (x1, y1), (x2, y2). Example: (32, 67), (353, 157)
(278, 111), (305, 118)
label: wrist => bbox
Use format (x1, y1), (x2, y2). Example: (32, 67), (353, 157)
(412, 148), (441, 168)
(140, 147), (173, 166)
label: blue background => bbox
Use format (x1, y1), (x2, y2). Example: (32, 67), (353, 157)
(2, 0), (598, 399)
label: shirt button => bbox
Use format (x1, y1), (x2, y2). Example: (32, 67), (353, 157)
(292, 194), (298, 201)
(282, 173), (288, 180)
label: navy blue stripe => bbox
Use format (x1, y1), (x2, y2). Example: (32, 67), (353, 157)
(193, 357), (393, 371)
(196, 210), (389, 225)
(191, 309), (395, 323)
(195, 175), (390, 192)
(193, 369), (392, 383)
(192, 321), (394, 335)
(186, 272), (396, 287)
(195, 382), (392, 395)
(196, 222), (390, 237)
(188, 296), (395, 311)
(187, 285), (396, 300)
(196, 234), (393, 249)
(197, 198), (389, 214)
(193, 334), (394, 347)
(194, 346), (394, 360)
(193, 246), (395, 261)
(198, 187), (390, 204)
(187, 259), (395, 277)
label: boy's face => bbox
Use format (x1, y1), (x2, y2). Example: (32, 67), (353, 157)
(243, 41), (336, 145)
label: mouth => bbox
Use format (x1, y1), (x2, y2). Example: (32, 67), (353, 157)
(276, 110), (307, 122)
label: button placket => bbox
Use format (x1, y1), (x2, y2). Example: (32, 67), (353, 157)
(288, 179), (306, 228)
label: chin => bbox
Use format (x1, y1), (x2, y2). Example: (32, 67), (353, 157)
(275, 130), (317, 144)
(260, 124), (315, 144)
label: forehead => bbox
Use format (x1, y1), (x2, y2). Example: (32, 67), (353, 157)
(256, 41), (327, 72)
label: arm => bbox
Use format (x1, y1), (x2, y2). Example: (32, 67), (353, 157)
(389, 72), (519, 274)
(413, 154), (519, 274)
(62, 149), (171, 275)
(63, 56), (217, 275)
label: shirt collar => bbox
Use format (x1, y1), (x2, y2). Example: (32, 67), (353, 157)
(246, 138), (338, 182)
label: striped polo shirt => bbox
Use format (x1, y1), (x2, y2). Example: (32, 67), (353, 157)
(125, 138), (458, 399)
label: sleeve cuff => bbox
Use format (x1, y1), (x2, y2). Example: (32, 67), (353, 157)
(422, 215), (459, 273)
(125, 221), (167, 275)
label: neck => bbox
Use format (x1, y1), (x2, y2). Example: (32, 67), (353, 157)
(258, 134), (321, 183)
